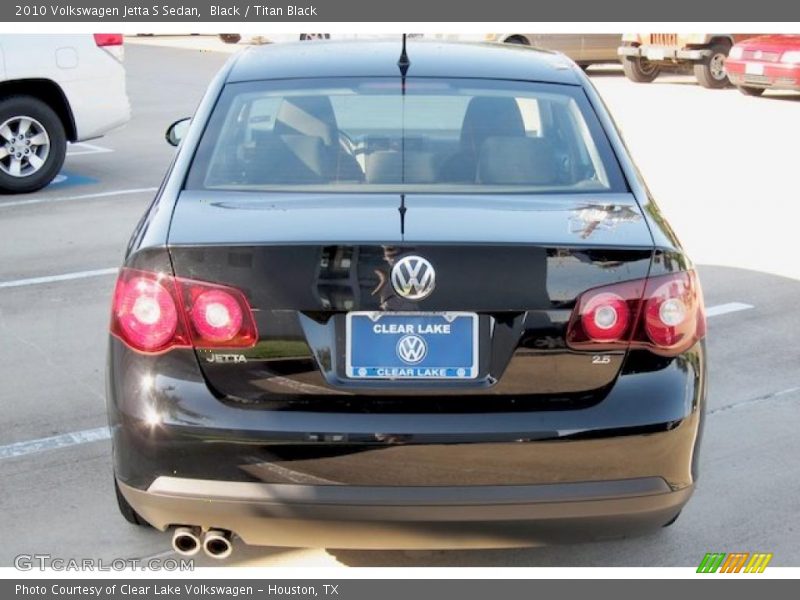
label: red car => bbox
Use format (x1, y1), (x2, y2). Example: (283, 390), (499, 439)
(726, 35), (800, 96)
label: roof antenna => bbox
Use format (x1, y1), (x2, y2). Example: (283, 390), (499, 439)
(398, 33), (410, 239)
(399, 193), (406, 236)
(398, 33), (410, 76)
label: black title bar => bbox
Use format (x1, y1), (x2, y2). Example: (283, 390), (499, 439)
(4, 579), (796, 600)
(4, 0), (800, 22)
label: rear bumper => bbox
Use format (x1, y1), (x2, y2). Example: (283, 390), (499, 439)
(119, 477), (692, 549)
(108, 339), (706, 548)
(618, 45), (709, 62)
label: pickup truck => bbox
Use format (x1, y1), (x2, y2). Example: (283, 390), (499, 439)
(618, 33), (757, 88)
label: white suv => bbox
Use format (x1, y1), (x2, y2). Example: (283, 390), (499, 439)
(0, 34), (131, 193)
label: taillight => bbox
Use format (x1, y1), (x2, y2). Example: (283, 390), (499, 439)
(111, 271), (189, 353)
(580, 292), (631, 343)
(110, 268), (257, 354)
(567, 279), (645, 350)
(642, 271), (705, 354)
(567, 270), (705, 357)
(93, 34), (123, 46)
(94, 34), (124, 61)
(184, 285), (257, 347)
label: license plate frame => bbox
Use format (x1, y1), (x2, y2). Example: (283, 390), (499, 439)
(345, 311), (479, 380)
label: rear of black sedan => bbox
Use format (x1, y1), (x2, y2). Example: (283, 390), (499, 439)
(107, 40), (706, 555)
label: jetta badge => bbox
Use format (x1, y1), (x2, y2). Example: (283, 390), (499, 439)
(397, 334), (428, 364)
(391, 255), (435, 300)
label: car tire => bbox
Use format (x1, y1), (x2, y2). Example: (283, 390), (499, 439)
(114, 479), (151, 527)
(504, 36), (530, 46)
(737, 85), (765, 97)
(694, 42), (731, 89)
(622, 56), (661, 83)
(0, 95), (67, 194)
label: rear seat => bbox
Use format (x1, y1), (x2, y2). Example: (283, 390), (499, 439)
(365, 150), (442, 184)
(477, 136), (560, 185)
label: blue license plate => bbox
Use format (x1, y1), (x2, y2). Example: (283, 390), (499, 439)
(346, 312), (478, 380)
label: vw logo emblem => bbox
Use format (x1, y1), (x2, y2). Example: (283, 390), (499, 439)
(397, 334), (427, 364)
(391, 255), (435, 300)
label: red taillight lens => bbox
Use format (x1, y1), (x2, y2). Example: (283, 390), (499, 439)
(567, 279), (645, 350)
(111, 271), (189, 353)
(581, 292), (631, 343)
(190, 290), (243, 343)
(94, 34), (123, 46)
(567, 270), (705, 357)
(183, 284), (257, 348)
(642, 271), (705, 355)
(110, 269), (257, 354)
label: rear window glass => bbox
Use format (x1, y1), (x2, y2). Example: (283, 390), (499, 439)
(186, 78), (626, 194)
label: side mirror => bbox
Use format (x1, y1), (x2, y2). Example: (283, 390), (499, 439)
(165, 118), (191, 147)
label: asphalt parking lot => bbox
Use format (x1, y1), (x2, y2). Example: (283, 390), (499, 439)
(1, 40), (799, 568)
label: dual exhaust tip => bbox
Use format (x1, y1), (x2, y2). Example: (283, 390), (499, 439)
(172, 527), (233, 560)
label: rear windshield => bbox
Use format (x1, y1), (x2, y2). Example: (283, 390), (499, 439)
(186, 77), (627, 194)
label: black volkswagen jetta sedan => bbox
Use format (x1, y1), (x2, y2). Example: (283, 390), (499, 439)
(107, 40), (706, 557)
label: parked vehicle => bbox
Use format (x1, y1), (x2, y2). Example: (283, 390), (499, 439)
(0, 34), (130, 193)
(108, 40), (706, 555)
(618, 33), (757, 88)
(219, 34), (331, 44)
(439, 34), (621, 68)
(725, 35), (800, 96)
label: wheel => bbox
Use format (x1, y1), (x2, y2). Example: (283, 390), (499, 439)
(504, 36), (530, 46)
(219, 34), (241, 44)
(694, 42), (731, 89)
(737, 85), (765, 97)
(0, 96), (66, 194)
(622, 55), (661, 83)
(114, 478), (150, 527)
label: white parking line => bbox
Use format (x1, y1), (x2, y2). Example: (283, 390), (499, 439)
(0, 187), (158, 209)
(0, 300), (758, 461)
(0, 268), (118, 289)
(0, 427), (110, 460)
(706, 302), (754, 318)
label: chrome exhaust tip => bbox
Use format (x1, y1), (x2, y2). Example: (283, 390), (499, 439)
(203, 529), (233, 560)
(171, 526), (201, 556)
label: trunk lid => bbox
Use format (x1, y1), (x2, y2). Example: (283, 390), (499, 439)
(168, 191), (654, 406)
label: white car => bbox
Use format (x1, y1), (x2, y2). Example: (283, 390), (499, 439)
(0, 34), (130, 193)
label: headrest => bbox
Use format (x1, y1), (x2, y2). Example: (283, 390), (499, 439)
(273, 96), (337, 145)
(460, 97), (525, 154)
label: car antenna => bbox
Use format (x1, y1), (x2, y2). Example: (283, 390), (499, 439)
(398, 34), (410, 238)
(398, 33), (410, 77)
(399, 193), (406, 236)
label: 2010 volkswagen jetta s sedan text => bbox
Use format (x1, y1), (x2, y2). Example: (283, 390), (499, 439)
(107, 40), (707, 558)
